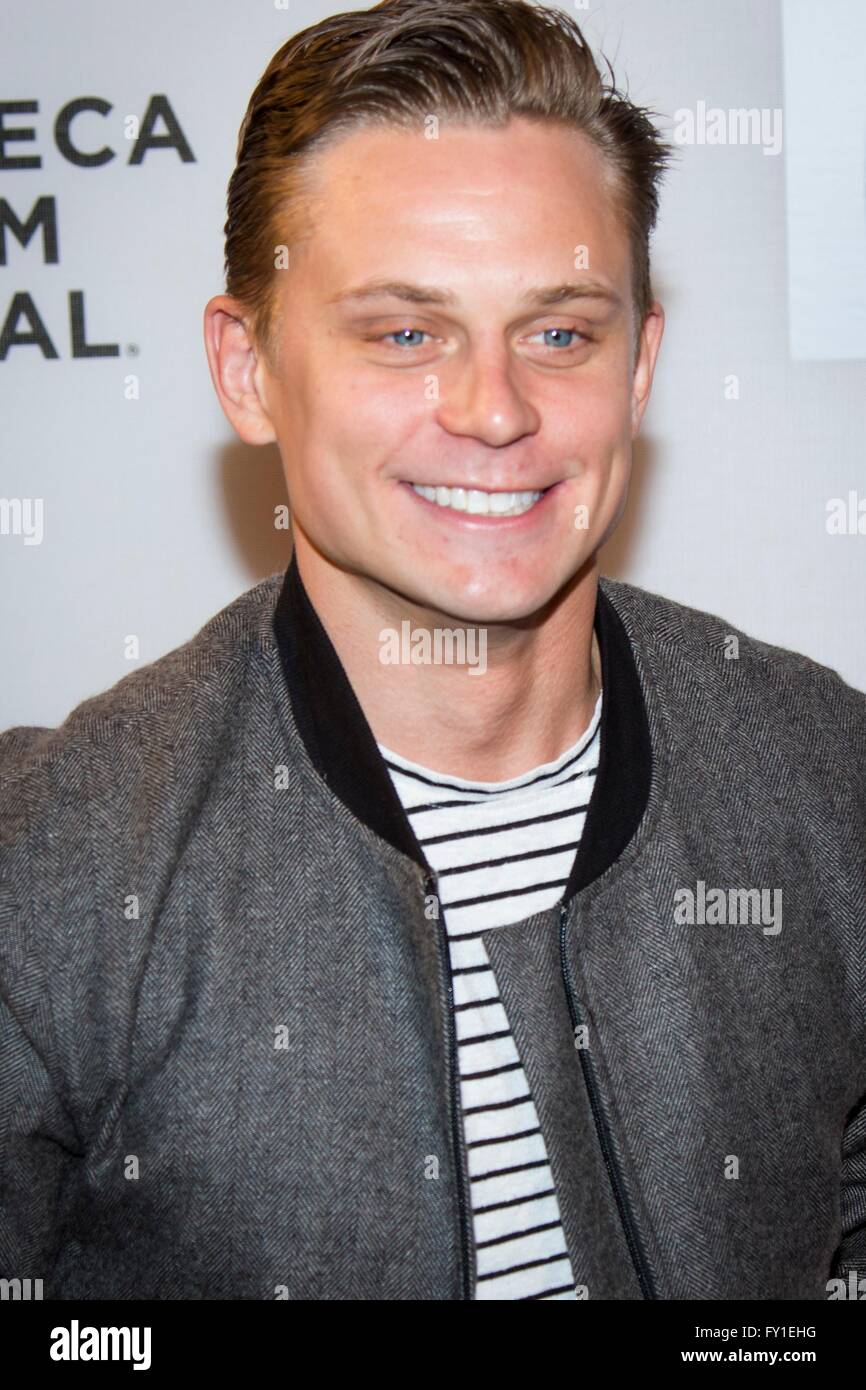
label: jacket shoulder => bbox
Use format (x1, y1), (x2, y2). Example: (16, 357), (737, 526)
(0, 570), (287, 1094)
(598, 574), (866, 754)
(0, 571), (285, 784)
(0, 569), (285, 962)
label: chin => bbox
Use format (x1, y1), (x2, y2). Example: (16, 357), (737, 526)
(419, 575), (559, 627)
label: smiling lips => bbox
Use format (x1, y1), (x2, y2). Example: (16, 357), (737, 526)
(408, 482), (547, 517)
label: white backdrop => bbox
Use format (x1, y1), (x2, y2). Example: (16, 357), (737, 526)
(2, 0), (864, 732)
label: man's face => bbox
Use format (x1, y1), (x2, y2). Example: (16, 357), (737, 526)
(254, 116), (663, 623)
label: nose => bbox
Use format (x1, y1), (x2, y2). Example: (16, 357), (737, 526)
(435, 344), (541, 448)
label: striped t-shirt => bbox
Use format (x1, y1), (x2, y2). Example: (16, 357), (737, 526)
(378, 687), (602, 1300)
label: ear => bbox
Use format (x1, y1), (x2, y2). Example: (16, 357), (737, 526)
(203, 295), (277, 445)
(630, 301), (665, 438)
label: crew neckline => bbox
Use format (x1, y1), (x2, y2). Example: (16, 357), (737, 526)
(377, 687), (603, 793)
(272, 549), (653, 900)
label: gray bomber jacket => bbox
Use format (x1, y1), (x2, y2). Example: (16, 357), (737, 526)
(1, 554), (865, 1300)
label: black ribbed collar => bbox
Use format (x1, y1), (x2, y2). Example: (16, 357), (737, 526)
(272, 551), (651, 903)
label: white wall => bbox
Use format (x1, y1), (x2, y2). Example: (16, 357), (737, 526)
(2, 0), (864, 732)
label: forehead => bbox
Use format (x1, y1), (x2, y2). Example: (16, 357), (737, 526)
(295, 117), (631, 298)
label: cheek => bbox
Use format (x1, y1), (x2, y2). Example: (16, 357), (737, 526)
(286, 369), (375, 483)
(327, 376), (428, 477)
(550, 395), (629, 472)
(540, 357), (630, 434)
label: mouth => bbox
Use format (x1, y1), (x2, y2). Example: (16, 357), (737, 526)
(403, 482), (554, 519)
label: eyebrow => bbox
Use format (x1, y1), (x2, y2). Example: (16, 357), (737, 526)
(329, 278), (622, 310)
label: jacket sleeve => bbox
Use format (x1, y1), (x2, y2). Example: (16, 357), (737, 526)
(832, 1091), (866, 1282)
(0, 724), (84, 1290)
(820, 669), (866, 1283)
(0, 992), (82, 1286)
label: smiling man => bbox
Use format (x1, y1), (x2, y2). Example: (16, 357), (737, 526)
(2, 0), (866, 1304)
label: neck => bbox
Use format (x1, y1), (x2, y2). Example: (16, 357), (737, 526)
(291, 533), (602, 782)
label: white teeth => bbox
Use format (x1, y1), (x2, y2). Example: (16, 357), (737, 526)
(410, 484), (544, 517)
(467, 490), (488, 514)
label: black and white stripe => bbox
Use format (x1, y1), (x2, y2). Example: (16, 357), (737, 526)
(380, 689), (602, 1300)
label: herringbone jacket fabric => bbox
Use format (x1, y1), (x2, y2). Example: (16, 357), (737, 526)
(1, 557), (865, 1299)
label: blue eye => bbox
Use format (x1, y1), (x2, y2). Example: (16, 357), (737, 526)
(539, 328), (579, 348)
(386, 328), (428, 348)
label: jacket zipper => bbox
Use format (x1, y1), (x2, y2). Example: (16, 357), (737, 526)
(425, 870), (473, 1300)
(559, 899), (657, 1299)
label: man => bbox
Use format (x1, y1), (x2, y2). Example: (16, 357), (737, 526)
(1, 0), (864, 1301)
